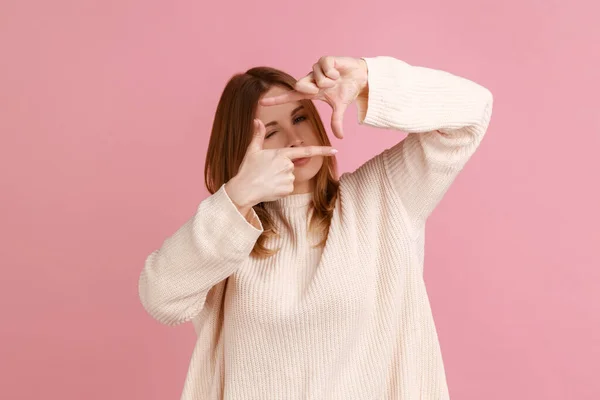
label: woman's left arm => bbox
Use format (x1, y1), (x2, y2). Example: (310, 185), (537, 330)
(355, 56), (494, 227)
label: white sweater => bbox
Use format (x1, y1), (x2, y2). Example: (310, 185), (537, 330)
(138, 56), (493, 400)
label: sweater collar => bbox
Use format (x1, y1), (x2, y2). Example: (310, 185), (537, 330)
(264, 192), (313, 210)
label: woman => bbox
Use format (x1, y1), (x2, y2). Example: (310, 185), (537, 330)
(138, 55), (493, 399)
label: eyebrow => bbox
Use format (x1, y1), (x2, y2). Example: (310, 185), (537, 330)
(264, 105), (305, 128)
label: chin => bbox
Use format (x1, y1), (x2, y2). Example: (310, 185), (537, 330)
(293, 157), (323, 186)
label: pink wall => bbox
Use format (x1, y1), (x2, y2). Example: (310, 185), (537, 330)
(1, 0), (599, 399)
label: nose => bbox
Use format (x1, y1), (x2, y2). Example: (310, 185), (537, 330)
(288, 132), (304, 147)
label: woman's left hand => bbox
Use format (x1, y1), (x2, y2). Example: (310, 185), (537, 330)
(259, 56), (368, 139)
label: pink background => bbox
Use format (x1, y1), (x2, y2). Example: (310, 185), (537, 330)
(1, 0), (599, 399)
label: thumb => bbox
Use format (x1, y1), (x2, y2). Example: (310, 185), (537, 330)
(331, 103), (347, 139)
(247, 119), (266, 153)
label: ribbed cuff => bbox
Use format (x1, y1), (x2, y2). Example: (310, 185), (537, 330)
(356, 56), (412, 128)
(198, 184), (264, 258)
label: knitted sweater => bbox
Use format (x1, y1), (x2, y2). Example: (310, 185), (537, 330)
(138, 55), (493, 400)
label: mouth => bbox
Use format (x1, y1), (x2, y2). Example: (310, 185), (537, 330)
(292, 157), (310, 166)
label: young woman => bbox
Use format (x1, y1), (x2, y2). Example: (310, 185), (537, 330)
(138, 55), (493, 399)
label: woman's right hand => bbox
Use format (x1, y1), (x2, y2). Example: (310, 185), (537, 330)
(225, 118), (337, 210)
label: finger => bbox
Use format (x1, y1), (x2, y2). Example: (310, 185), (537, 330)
(279, 146), (338, 160)
(295, 72), (320, 94)
(282, 159), (295, 173)
(247, 119), (266, 152)
(331, 103), (347, 139)
(259, 90), (313, 107)
(312, 63), (336, 89)
(319, 56), (340, 80)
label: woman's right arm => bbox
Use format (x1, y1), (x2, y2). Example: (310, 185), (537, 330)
(138, 183), (263, 326)
(139, 116), (336, 326)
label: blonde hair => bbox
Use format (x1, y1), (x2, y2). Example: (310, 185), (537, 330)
(204, 65), (339, 258)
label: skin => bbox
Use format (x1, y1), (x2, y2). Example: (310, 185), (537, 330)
(254, 86), (324, 194)
(226, 56), (369, 220)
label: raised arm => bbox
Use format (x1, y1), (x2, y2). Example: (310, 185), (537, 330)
(355, 56), (493, 228)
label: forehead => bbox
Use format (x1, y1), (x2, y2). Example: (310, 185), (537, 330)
(255, 86), (302, 123)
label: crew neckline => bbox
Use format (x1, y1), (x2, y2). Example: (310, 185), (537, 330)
(263, 192), (313, 209)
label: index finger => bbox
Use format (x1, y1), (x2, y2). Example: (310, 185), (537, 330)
(259, 90), (314, 107)
(278, 146), (338, 160)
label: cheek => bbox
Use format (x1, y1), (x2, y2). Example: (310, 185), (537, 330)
(313, 156), (324, 168)
(292, 156), (323, 179)
(262, 137), (286, 150)
(306, 155), (324, 173)
(301, 126), (323, 145)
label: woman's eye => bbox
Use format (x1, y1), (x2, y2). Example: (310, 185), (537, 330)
(293, 115), (307, 124)
(265, 116), (305, 139)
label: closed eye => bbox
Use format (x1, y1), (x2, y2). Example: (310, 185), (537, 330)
(265, 115), (308, 139)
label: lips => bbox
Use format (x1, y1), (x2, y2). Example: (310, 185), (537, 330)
(292, 157), (310, 166)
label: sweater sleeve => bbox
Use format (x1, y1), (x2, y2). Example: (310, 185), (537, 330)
(354, 56), (493, 228)
(138, 183), (263, 326)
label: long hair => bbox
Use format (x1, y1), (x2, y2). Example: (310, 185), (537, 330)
(204, 65), (339, 258)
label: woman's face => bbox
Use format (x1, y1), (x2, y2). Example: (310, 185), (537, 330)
(255, 86), (324, 194)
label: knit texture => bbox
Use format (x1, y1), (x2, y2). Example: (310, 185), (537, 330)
(138, 56), (493, 400)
